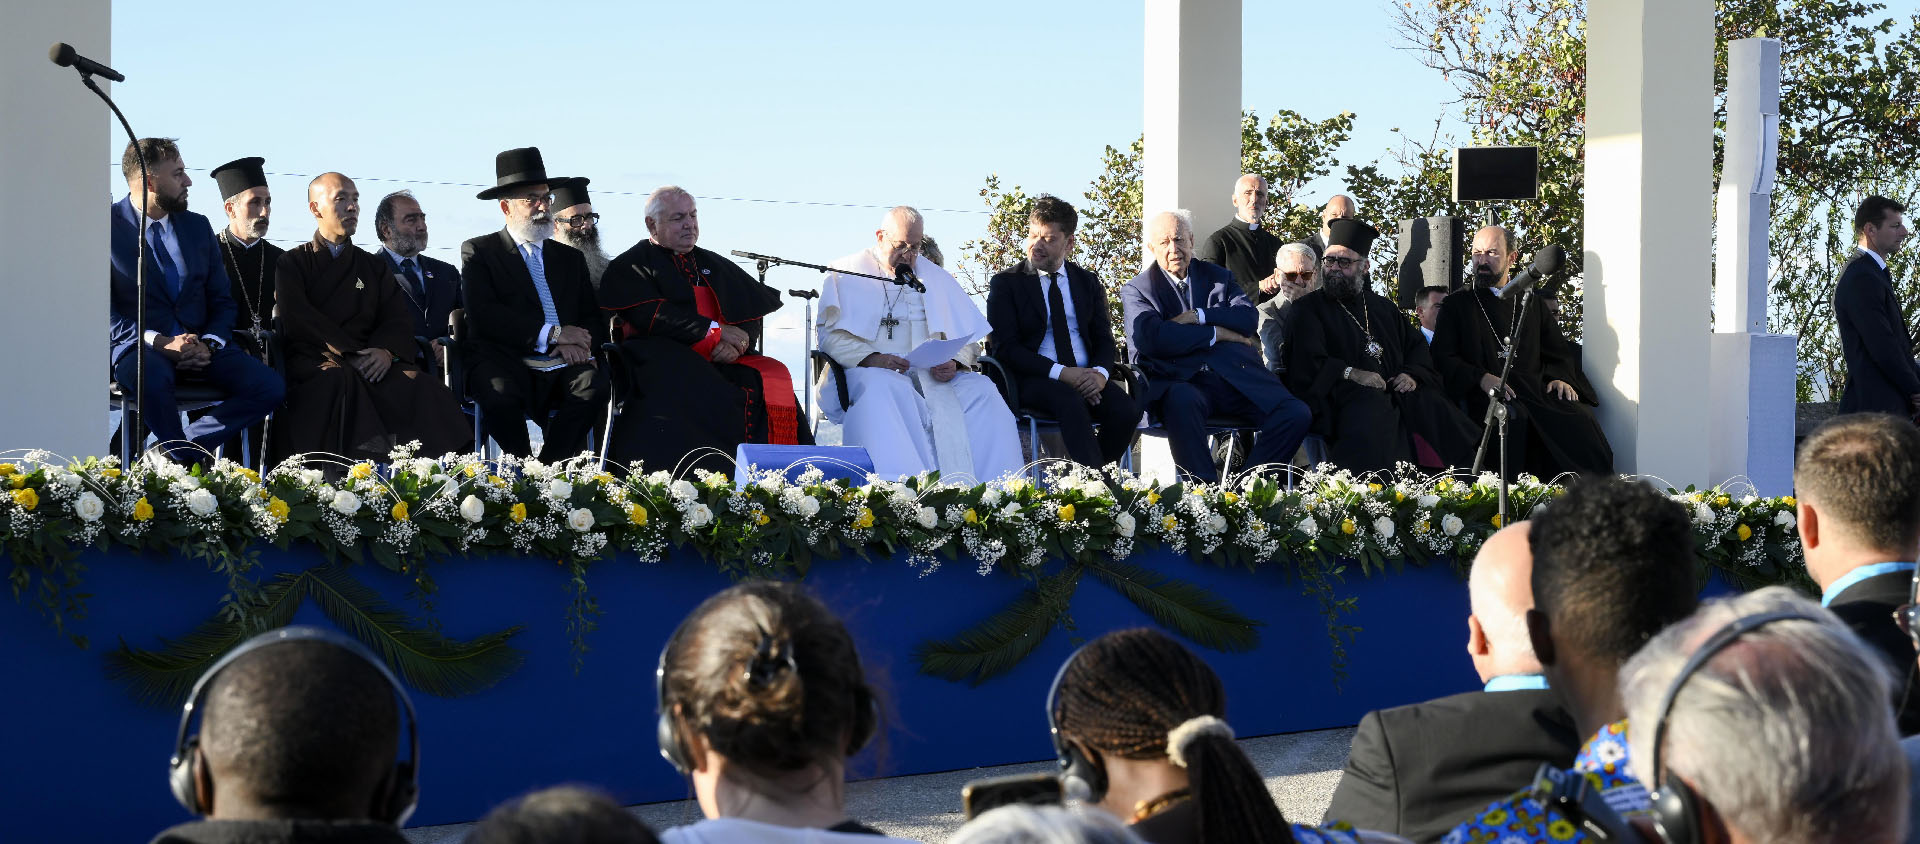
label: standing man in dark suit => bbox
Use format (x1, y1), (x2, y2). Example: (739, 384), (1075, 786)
(459, 148), (607, 461)
(985, 196), (1138, 468)
(1121, 210), (1310, 482)
(1795, 412), (1920, 735)
(1835, 195), (1916, 417)
(109, 138), (284, 463)
(1327, 522), (1580, 842)
(372, 190), (461, 376)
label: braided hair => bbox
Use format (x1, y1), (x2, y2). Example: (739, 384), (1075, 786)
(660, 581), (875, 779)
(1053, 629), (1294, 844)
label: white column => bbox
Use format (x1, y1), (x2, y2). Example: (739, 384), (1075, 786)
(1709, 38), (1795, 495)
(1583, 0), (1714, 485)
(1142, 0), (1242, 238)
(0, 2), (111, 461)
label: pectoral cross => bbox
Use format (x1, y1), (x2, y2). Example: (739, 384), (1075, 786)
(881, 312), (900, 340)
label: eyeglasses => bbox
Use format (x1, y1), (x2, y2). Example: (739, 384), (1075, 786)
(1282, 270), (1315, 282)
(1320, 256), (1358, 269)
(556, 213), (600, 227)
(1895, 604), (1920, 651)
(509, 193), (555, 207)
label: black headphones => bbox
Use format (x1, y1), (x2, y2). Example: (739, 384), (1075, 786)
(1646, 610), (1819, 844)
(655, 626), (877, 775)
(168, 625), (421, 826)
(1046, 643), (1108, 804)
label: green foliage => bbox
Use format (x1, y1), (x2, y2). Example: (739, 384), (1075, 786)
(914, 564), (1081, 685)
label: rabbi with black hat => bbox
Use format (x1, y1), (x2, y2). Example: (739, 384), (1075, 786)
(548, 177), (610, 288)
(1284, 218), (1482, 473)
(457, 147), (608, 461)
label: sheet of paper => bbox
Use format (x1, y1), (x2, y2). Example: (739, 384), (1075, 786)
(905, 336), (970, 369)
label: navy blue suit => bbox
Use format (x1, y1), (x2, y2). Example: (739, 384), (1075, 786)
(1835, 251), (1920, 416)
(1122, 259), (1310, 481)
(109, 197), (284, 460)
(379, 249), (462, 371)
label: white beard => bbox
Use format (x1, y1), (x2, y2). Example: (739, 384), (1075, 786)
(507, 218), (554, 245)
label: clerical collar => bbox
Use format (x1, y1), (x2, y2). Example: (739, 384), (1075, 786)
(1236, 216), (1259, 231)
(1862, 247), (1889, 270)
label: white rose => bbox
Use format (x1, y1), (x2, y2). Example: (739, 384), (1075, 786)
(1374, 516), (1395, 539)
(1441, 514), (1464, 536)
(176, 476), (201, 491)
(54, 471), (83, 490)
(645, 470), (673, 486)
(686, 503), (714, 528)
(1115, 511), (1136, 538)
(545, 479), (573, 501)
(1297, 516), (1319, 538)
(1773, 510), (1796, 529)
(186, 488), (219, 517)
(568, 508), (595, 531)
(1078, 479), (1111, 499)
(757, 475), (784, 492)
(460, 495), (486, 523)
(1000, 503), (1022, 519)
(916, 506), (938, 529)
(331, 490), (361, 516)
(300, 469), (326, 485)
(981, 488), (1003, 506)
(670, 480), (698, 502)
(1417, 494), (1440, 508)
(1206, 513), (1228, 533)
(1693, 503), (1715, 524)
(798, 496), (820, 518)
(74, 491), (105, 522)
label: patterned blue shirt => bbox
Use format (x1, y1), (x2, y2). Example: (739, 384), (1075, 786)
(1441, 719), (1648, 844)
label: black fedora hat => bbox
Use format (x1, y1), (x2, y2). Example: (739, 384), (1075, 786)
(477, 147), (567, 200)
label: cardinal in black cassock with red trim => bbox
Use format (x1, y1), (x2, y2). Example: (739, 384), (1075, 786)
(1285, 218), (1483, 473)
(597, 187), (808, 476)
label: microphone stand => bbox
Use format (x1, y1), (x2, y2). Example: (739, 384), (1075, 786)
(731, 250), (923, 291)
(1468, 281), (1537, 525)
(747, 257), (822, 427)
(72, 69), (148, 462)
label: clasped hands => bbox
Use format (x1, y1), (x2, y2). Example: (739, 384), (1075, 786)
(1351, 369), (1417, 393)
(157, 333), (212, 371)
(551, 325), (595, 366)
(710, 325), (750, 365)
(1170, 309), (1257, 350)
(1058, 366), (1108, 404)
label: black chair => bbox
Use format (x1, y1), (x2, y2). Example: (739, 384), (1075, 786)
(812, 350), (852, 418)
(977, 353), (1140, 478)
(597, 315), (630, 469)
(443, 308), (487, 458)
(109, 381), (229, 467)
(1125, 363), (1280, 481)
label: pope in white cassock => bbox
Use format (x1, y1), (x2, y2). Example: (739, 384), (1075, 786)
(817, 206), (1021, 482)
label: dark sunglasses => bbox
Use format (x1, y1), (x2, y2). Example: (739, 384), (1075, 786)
(1282, 271), (1315, 282)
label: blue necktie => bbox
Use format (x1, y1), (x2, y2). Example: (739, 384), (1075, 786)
(148, 221), (182, 298)
(399, 258), (426, 304)
(523, 243), (560, 325)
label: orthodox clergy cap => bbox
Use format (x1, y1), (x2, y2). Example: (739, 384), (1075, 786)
(1325, 217), (1380, 255)
(477, 147), (567, 200)
(550, 177), (592, 210)
(209, 156), (268, 199)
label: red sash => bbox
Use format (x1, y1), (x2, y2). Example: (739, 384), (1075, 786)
(689, 277), (801, 445)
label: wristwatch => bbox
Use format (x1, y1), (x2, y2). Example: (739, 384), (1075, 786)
(1343, 366), (1354, 381)
(546, 325), (561, 347)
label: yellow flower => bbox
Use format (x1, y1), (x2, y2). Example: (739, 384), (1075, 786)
(11, 488), (37, 511)
(488, 475), (508, 488)
(350, 462), (374, 480)
(509, 502), (527, 523)
(594, 473), (615, 486)
(628, 504), (649, 526)
(234, 467), (260, 484)
(756, 511), (771, 526)
(1438, 478), (1455, 490)
(267, 497), (290, 523)
(391, 500), (410, 522)
(1368, 483), (1383, 493)
(464, 463), (479, 477)
(1714, 495), (1731, 508)
(1737, 523), (1753, 541)
(133, 497), (154, 521)
(102, 467), (122, 479)
(1341, 518), (1356, 535)
(1394, 490), (1405, 503)
(1491, 514), (1504, 528)
(1782, 496), (1796, 507)
(257, 488), (270, 500)
(0, 463), (16, 477)
(855, 507), (875, 529)
(1163, 515), (1179, 532)
(964, 508), (979, 524)
(1147, 490), (1160, 506)
(1223, 491), (1239, 505)
(8, 475), (23, 489)
(1058, 503), (1076, 522)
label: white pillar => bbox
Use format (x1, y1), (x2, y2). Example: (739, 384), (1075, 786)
(1583, 0), (1714, 486)
(1142, 0), (1242, 238)
(1709, 38), (1795, 495)
(0, 2), (111, 461)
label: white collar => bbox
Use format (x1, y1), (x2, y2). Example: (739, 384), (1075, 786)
(383, 246), (422, 265)
(1862, 247), (1889, 270)
(1034, 262), (1068, 279)
(1235, 215), (1260, 231)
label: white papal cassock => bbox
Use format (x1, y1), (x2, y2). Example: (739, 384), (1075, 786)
(816, 250), (1020, 483)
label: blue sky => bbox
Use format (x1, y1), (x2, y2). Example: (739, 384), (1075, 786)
(102, 0), (1911, 370)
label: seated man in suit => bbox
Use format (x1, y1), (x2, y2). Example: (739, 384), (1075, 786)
(1835, 194), (1917, 418)
(372, 190), (461, 377)
(1327, 522), (1580, 842)
(1795, 412), (1920, 735)
(109, 138), (285, 464)
(985, 196), (1138, 468)
(1120, 210), (1309, 483)
(459, 147), (608, 461)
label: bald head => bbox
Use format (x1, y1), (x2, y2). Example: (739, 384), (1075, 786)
(307, 172), (360, 241)
(1232, 174), (1269, 224)
(1467, 522), (1541, 683)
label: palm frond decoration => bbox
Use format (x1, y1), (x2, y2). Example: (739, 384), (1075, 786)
(915, 566), (1081, 685)
(302, 565), (525, 698)
(1085, 560), (1261, 653)
(104, 573), (305, 707)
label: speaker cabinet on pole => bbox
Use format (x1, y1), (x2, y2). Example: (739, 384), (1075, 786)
(1395, 216), (1464, 308)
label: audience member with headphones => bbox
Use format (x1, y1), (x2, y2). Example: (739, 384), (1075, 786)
(654, 581), (920, 843)
(152, 625), (420, 844)
(1047, 627), (1395, 844)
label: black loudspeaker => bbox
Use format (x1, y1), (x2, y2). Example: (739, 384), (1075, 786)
(1452, 146), (1540, 202)
(1396, 216), (1465, 308)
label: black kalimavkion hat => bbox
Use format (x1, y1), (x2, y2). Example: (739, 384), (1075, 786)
(209, 156), (268, 200)
(477, 147), (567, 200)
(1324, 217), (1380, 255)
(550, 177), (592, 210)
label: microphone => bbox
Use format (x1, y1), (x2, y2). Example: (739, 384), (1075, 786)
(894, 264), (926, 293)
(48, 42), (124, 82)
(1501, 244), (1565, 299)
(730, 249), (776, 262)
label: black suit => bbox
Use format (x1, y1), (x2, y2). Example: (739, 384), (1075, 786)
(378, 249), (462, 373)
(1826, 568), (1920, 736)
(1835, 251), (1920, 416)
(986, 260), (1139, 467)
(459, 229), (608, 459)
(1326, 687), (1581, 843)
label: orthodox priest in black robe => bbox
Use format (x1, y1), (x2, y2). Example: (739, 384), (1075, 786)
(270, 173), (472, 464)
(1285, 219), (1482, 473)
(1430, 225), (1613, 479)
(1197, 175), (1285, 303)
(597, 187), (807, 476)
(207, 157), (282, 463)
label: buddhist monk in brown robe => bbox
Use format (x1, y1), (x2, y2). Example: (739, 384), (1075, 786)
(270, 173), (472, 463)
